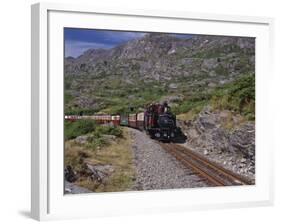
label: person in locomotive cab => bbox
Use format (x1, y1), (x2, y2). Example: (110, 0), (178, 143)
(163, 101), (171, 113)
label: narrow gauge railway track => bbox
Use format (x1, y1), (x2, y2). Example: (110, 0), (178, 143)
(158, 143), (253, 187)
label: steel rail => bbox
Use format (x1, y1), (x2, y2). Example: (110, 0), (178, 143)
(171, 143), (253, 185)
(159, 142), (253, 186)
(159, 143), (226, 186)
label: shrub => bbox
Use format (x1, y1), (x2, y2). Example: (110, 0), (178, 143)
(172, 100), (208, 115)
(172, 73), (255, 121)
(94, 126), (123, 138)
(64, 119), (96, 140)
(171, 92), (211, 115)
(82, 126), (123, 150)
(211, 73), (255, 120)
(65, 108), (100, 116)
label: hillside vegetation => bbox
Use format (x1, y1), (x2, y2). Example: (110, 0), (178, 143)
(211, 73), (255, 120)
(64, 33), (255, 117)
(173, 73), (255, 120)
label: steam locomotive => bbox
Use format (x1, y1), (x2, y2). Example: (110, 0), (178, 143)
(120, 102), (179, 141)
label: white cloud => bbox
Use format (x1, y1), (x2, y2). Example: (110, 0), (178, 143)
(103, 31), (147, 42)
(65, 32), (147, 57)
(65, 40), (114, 58)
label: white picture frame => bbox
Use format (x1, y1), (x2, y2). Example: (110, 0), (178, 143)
(31, 2), (274, 221)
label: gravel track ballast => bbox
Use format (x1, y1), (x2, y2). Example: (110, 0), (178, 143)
(130, 128), (209, 190)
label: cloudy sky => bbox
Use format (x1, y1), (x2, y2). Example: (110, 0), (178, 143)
(64, 28), (147, 57)
(64, 28), (192, 58)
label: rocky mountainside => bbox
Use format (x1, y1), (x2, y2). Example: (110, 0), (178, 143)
(64, 33), (255, 114)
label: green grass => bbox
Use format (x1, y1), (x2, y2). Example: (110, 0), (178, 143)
(171, 91), (211, 115)
(66, 71), (255, 121)
(96, 80), (167, 114)
(172, 99), (208, 115)
(64, 92), (74, 105)
(65, 67), (255, 121)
